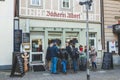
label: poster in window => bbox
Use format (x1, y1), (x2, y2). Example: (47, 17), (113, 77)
(22, 33), (30, 43)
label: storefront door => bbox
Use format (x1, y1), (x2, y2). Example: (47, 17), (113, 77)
(30, 32), (45, 65)
(89, 37), (96, 49)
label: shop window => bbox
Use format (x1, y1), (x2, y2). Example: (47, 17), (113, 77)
(89, 39), (94, 46)
(66, 32), (79, 45)
(62, 0), (70, 9)
(31, 0), (41, 6)
(48, 39), (61, 46)
(32, 39), (43, 52)
(89, 33), (95, 37)
(32, 54), (42, 62)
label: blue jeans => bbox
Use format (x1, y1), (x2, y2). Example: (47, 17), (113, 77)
(51, 57), (58, 73)
(73, 59), (77, 72)
(61, 60), (67, 73)
(92, 62), (97, 69)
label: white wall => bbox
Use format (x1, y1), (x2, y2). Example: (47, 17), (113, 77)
(0, 0), (14, 66)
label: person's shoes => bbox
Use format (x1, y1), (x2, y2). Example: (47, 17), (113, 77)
(64, 72), (67, 74)
(51, 72), (59, 74)
(74, 71), (77, 73)
(54, 72), (59, 74)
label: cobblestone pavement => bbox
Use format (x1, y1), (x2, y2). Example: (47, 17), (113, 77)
(0, 66), (120, 80)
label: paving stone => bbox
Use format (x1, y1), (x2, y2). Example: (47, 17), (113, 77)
(0, 66), (119, 80)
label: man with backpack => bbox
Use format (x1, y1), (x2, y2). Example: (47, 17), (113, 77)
(71, 45), (79, 72)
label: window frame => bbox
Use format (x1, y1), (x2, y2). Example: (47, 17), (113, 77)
(0, 0), (5, 1)
(30, 0), (42, 6)
(61, 0), (70, 9)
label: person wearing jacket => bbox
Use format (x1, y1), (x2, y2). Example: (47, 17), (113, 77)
(71, 45), (79, 72)
(46, 42), (53, 71)
(50, 40), (59, 74)
(66, 42), (72, 58)
(66, 42), (72, 70)
(59, 47), (68, 74)
(90, 46), (97, 71)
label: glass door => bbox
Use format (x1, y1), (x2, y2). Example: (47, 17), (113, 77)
(30, 32), (44, 65)
(89, 37), (96, 49)
(89, 33), (97, 49)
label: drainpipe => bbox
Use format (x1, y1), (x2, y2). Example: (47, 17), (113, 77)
(100, 0), (105, 50)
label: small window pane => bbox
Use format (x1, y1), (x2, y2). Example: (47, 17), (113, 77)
(63, 2), (65, 7)
(62, 0), (69, 8)
(32, 0), (36, 4)
(67, 2), (69, 7)
(31, 0), (41, 6)
(89, 33), (95, 37)
(36, 0), (39, 5)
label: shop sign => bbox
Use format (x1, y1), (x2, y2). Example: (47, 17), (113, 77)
(22, 33), (30, 43)
(107, 26), (112, 28)
(14, 30), (22, 52)
(102, 52), (113, 70)
(109, 41), (116, 53)
(46, 11), (80, 19)
(10, 52), (24, 77)
(27, 9), (81, 20)
(20, 7), (100, 21)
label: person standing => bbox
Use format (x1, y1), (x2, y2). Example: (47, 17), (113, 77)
(66, 42), (72, 70)
(71, 45), (79, 72)
(78, 45), (87, 71)
(90, 46), (97, 71)
(59, 46), (68, 74)
(46, 42), (53, 71)
(50, 40), (59, 74)
(79, 45), (83, 54)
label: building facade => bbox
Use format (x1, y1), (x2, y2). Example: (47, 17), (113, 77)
(19, 0), (102, 66)
(0, 0), (14, 69)
(103, 0), (120, 65)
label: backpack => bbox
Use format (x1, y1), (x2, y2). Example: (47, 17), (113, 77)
(71, 48), (79, 59)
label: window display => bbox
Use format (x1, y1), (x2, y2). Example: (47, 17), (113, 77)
(32, 39), (43, 52)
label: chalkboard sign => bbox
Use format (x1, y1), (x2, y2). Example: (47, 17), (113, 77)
(102, 52), (113, 70)
(10, 52), (25, 77)
(14, 30), (22, 52)
(22, 33), (30, 43)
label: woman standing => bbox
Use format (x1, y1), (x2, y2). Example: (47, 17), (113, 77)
(90, 46), (97, 71)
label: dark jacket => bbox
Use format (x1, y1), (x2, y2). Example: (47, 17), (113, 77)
(46, 46), (51, 61)
(59, 49), (68, 60)
(71, 48), (79, 60)
(51, 45), (59, 58)
(66, 46), (72, 58)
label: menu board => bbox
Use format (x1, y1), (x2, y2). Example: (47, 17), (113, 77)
(14, 30), (22, 52)
(22, 33), (30, 43)
(10, 52), (24, 77)
(102, 52), (113, 70)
